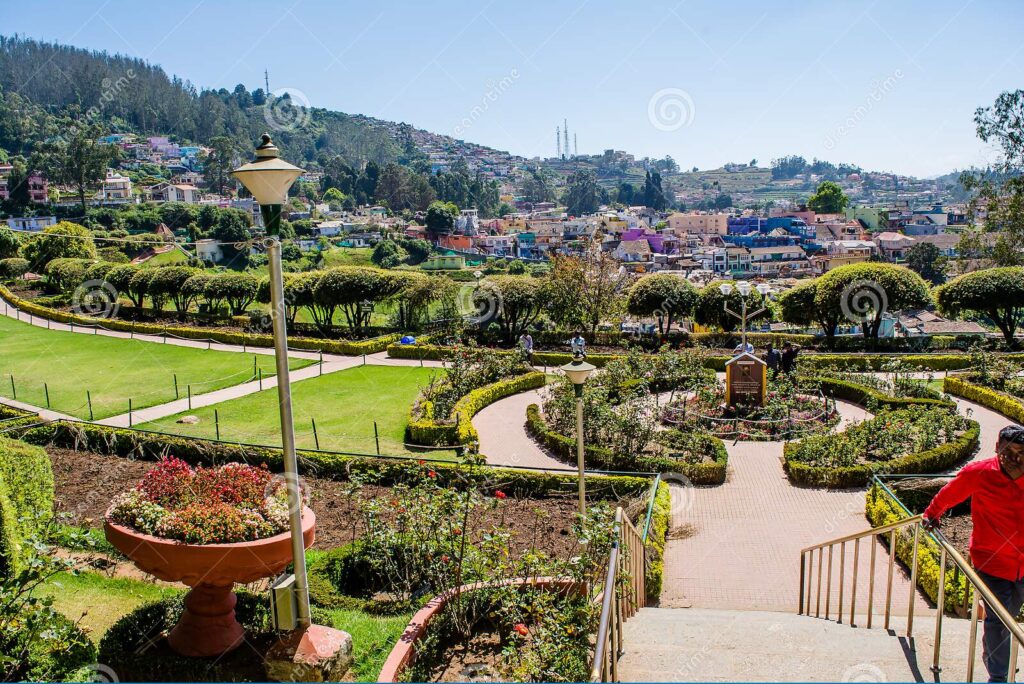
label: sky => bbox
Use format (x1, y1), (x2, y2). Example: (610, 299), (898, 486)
(2, 0), (1022, 177)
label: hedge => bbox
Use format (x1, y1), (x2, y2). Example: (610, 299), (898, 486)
(783, 420), (980, 488)
(644, 481), (671, 602)
(865, 483), (970, 615)
(20, 421), (653, 501)
(406, 371), (547, 447)
(815, 377), (955, 411)
(0, 436), (55, 577)
(524, 404), (729, 485)
(0, 284), (399, 356)
(943, 376), (1024, 424)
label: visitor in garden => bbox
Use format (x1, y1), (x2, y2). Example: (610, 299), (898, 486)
(781, 342), (801, 374)
(570, 330), (587, 359)
(765, 344), (781, 376)
(519, 331), (534, 364)
(733, 340), (754, 354)
(923, 425), (1024, 683)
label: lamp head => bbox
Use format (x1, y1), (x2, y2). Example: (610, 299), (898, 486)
(737, 281), (753, 297)
(755, 283), (772, 296)
(230, 133), (305, 207)
(718, 283), (734, 296)
(560, 357), (596, 386)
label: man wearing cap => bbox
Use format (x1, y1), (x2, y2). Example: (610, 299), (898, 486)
(923, 425), (1024, 682)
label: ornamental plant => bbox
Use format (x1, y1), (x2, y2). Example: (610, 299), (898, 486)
(107, 457), (293, 544)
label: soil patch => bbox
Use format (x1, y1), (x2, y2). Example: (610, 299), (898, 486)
(48, 447), (598, 558)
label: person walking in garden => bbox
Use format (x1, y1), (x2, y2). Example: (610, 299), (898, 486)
(780, 342), (800, 374)
(519, 331), (534, 365)
(765, 343), (781, 377)
(923, 425), (1024, 683)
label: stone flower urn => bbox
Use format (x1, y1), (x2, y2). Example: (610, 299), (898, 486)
(104, 507), (316, 657)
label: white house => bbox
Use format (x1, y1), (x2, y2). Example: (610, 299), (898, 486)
(195, 239), (223, 264)
(7, 216), (57, 232)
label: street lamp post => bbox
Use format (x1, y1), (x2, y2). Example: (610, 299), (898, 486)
(231, 135), (311, 627)
(560, 354), (596, 515)
(719, 281), (772, 350)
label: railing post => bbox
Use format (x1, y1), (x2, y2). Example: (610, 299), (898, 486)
(838, 542), (846, 624)
(850, 538), (860, 627)
(799, 552), (806, 615)
(885, 528), (896, 630)
(1009, 637), (1019, 683)
(932, 547), (947, 674)
(816, 548), (823, 617)
(867, 534), (877, 629)
(825, 545), (834, 619)
(908, 524), (920, 638)
(967, 587), (980, 682)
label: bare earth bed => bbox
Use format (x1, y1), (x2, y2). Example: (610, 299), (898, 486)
(48, 447), (593, 557)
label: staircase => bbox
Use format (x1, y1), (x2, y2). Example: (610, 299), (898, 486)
(618, 607), (980, 682)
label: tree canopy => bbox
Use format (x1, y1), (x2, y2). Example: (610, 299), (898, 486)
(814, 263), (932, 340)
(627, 274), (697, 334)
(934, 267), (1024, 347)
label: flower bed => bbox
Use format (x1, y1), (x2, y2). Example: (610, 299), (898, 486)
(106, 457), (292, 544)
(783, 407), (979, 488)
(662, 388), (838, 441)
(813, 376), (954, 411)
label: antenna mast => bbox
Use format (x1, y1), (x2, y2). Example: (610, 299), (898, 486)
(264, 69), (270, 93)
(556, 127), (561, 160)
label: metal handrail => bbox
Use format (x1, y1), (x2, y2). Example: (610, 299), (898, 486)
(799, 501), (1024, 681)
(590, 507), (647, 682)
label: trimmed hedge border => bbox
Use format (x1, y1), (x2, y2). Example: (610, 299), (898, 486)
(865, 482), (970, 615)
(943, 376), (1024, 423)
(644, 481), (670, 602)
(525, 404), (729, 485)
(815, 377), (955, 411)
(406, 371), (547, 447)
(0, 284), (399, 356)
(783, 420), (980, 488)
(0, 436), (54, 577)
(19, 421), (654, 501)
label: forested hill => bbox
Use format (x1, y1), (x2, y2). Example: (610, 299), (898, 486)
(0, 35), (484, 168)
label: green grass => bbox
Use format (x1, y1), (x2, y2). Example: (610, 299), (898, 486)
(320, 247), (374, 267)
(0, 314), (313, 419)
(43, 571), (180, 643)
(139, 247), (189, 267)
(43, 568), (408, 680)
(139, 364), (456, 459)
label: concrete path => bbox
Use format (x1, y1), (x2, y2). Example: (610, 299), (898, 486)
(618, 607), (981, 682)
(473, 388), (567, 470)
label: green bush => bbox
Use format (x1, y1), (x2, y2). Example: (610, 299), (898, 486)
(0, 284), (399, 356)
(643, 481), (670, 602)
(21, 421), (653, 501)
(814, 377), (954, 410)
(784, 420), (979, 488)
(524, 404), (728, 484)
(0, 437), (54, 577)
(407, 371), (546, 447)
(944, 375), (1024, 423)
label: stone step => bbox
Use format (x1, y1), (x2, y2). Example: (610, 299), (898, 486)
(618, 607), (987, 682)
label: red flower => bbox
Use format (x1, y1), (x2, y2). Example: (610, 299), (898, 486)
(441, 555), (450, 563)
(514, 623), (529, 636)
(417, 459), (426, 465)
(427, 470), (437, 478)
(453, 527), (462, 536)
(495, 490), (507, 500)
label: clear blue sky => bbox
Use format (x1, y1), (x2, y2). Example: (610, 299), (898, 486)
(3, 0), (1021, 177)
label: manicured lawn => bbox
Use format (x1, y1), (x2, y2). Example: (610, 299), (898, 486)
(320, 246), (374, 267)
(139, 364), (456, 459)
(0, 314), (313, 419)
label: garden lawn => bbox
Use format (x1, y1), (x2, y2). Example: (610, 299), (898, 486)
(0, 314), (313, 419)
(320, 246), (374, 267)
(138, 364), (457, 459)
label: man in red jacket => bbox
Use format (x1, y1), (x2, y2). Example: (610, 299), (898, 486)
(923, 425), (1024, 683)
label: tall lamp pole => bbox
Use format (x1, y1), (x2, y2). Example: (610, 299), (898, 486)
(719, 281), (772, 350)
(560, 354), (595, 515)
(231, 135), (310, 627)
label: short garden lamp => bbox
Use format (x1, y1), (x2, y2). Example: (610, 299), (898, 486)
(560, 357), (596, 516)
(231, 136), (312, 626)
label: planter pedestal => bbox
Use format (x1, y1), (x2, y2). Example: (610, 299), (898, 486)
(168, 583), (245, 657)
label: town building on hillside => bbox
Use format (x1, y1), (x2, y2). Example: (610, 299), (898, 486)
(747, 245), (810, 276)
(96, 170), (135, 205)
(874, 231), (916, 261)
(667, 212), (728, 235)
(195, 239), (223, 264)
(6, 216), (57, 232)
(914, 232), (960, 257)
(896, 309), (988, 338)
(147, 181), (201, 204)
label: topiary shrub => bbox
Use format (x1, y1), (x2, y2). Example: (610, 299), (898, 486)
(944, 375), (1024, 423)
(0, 437), (54, 577)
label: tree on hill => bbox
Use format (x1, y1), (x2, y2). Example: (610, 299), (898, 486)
(38, 114), (116, 214)
(814, 263), (932, 341)
(807, 181), (849, 214)
(905, 242), (946, 285)
(934, 267), (1024, 348)
(0, 226), (19, 259)
(425, 201), (458, 239)
(563, 169), (604, 216)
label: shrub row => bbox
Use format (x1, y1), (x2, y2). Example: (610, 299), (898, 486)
(524, 404), (729, 485)
(943, 376), (1024, 423)
(814, 377), (955, 411)
(0, 284), (399, 356)
(0, 436), (54, 577)
(406, 371), (547, 447)
(19, 421), (653, 501)
(783, 421), (979, 488)
(865, 483), (970, 615)
(643, 481), (671, 603)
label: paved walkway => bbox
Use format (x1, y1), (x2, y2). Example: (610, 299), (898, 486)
(473, 388), (567, 470)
